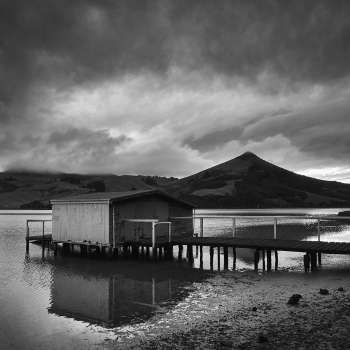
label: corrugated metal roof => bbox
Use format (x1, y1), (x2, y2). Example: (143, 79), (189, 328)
(50, 189), (195, 207)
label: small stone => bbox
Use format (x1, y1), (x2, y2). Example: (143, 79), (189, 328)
(288, 294), (302, 304)
(219, 338), (233, 347)
(337, 287), (344, 292)
(252, 307), (257, 311)
(258, 334), (268, 343)
(319, 289), (329, 295)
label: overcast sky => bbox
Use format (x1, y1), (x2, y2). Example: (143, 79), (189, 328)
(1, 0), (350, 182)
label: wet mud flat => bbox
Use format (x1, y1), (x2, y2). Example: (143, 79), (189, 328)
(100, 266), (350, 350)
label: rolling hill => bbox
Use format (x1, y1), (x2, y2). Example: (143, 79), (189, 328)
(161, 152), (350, 209)
(0, 171), (176, 209)
(1, 152), (350, 209)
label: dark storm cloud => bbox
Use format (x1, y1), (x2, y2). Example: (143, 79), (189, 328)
(1, 0), (350, 107)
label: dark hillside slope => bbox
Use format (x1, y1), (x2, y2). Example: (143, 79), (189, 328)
(162, 152), (350, 208)
(0, 171), (174, 209)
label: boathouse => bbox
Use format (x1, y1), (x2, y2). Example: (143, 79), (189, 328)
(50, 189), (195, 247)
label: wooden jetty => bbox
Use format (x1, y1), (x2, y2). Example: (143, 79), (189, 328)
(25, 211), (350, 272)
(26, 228), (350, 273)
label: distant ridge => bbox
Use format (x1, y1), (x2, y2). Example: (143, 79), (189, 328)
(1, 152), (350, 209)
(162, 152), (350, 209)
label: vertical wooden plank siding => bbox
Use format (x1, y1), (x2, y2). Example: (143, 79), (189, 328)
(169, 202), (193, 237)
(52, 203), (110, 244)
(113, 195), (172, 241)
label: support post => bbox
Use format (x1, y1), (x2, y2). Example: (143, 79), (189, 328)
(275, 250), (278, 270)
(274, 218), (277, 239)
(311, 252), (317, 271)
(70, 243), (74, 256)
(113, 246), (119, 260)
(152, 221), (156, 260)
(200, 245), (203, 269)
(54, 242), (58, 256)
(178, 245), (183, 261)
(123, 242), (128, 259)
(200, 218), (204, 237)
(168, 222), (172, 260)
(223, 246), (228, 269)
(318, 252), (322, 265)
(233, 247), (237, 269)
(262, 249), (265, 271)
(26, 222), (30, 252)
(187, 244), (193, 261)
(146, 246), (150, 259)
(254, 250), (259, 270)
(318, 219), (321, 242)
(217, 246), (221, 271)
(232, 218), (236, 237)
(42, 220), (45, 238)
(304, 254), (310, 273)
(267, 250), (271, 271)
(210, 246), (214, 270)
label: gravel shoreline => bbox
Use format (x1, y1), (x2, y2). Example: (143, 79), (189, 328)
(101, 268), (350, 350)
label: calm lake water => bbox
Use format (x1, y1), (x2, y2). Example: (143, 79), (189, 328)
(1, 208), (350, 349)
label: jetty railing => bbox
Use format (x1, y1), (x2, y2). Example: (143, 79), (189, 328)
(26, 219), (52, 252)
(123, 219), (172, 250)
(170, 215), (350, 242)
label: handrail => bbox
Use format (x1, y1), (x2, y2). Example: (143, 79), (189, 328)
(170, 215), (350, 241)
(123, 219), (172, 251)
(25, 219), (52, 252)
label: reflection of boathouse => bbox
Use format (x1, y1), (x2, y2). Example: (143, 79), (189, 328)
(50, 189), (195, 246)
(47, 262), (210, 328)
(48, 270), (172, 327)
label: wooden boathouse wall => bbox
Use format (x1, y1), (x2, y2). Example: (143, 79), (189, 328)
(113, 194), (193, 241)
(51, 190), (195, 246)
(52, 203), (110, 244)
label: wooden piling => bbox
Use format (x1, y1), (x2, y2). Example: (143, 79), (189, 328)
(254, 250), (259, 270)
(187, 244), (193, 261)
(146, 246), (150, 259)
(153, 245), (158, 261)
(304, 254), (310, 273)
(200, 245), (203, 268)
(178, 245), (183, 261)
(26, 224), (30, 252)
(233, 247), (236, 269)
(275, 250), (278, 270)
(123, 242), (128, 259)
(223, 246), (228, 269)
(267, 250), (271, 271)
(54, 242), (58, 256)
(262, 249), (265, 271)
(70, 243), (74, 256)
(318, 252), (322, 265)
(311, 252), (317, 271)
(168, 243), (173, 260)
(217, 246), (221, 271)
(210, 246), (214, 270)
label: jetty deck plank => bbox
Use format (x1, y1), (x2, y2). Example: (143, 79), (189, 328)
(26, 234), (52, 241)
(26, 234), (350, 256)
